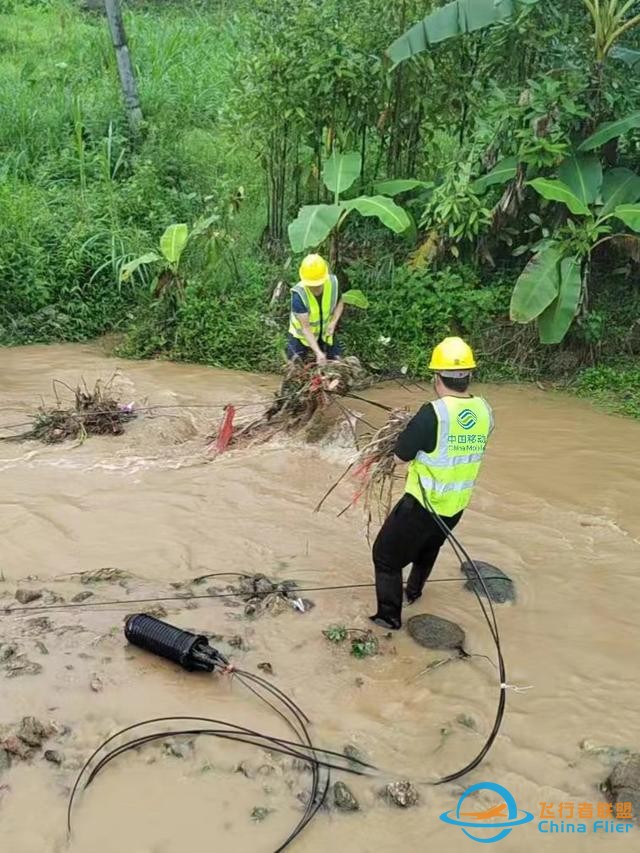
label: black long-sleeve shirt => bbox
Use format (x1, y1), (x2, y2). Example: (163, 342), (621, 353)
(394, 403), (438, 461)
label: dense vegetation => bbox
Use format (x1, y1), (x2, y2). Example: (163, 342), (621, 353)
(1, 0), (640, 414)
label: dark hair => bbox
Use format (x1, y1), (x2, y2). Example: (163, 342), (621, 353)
(439, 374), (471, 393)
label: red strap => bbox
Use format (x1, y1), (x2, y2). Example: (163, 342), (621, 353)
(208, 405), (235, 455)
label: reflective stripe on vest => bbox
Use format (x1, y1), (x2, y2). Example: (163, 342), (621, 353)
(404, 396), (493, 517)
(288, 276), (338, 346)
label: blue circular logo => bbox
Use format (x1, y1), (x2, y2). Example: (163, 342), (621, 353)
(439, 782), (535, 843)
(457, 408), (478, 430)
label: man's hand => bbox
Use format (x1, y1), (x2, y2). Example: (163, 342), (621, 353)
(315, 350), (327, 366)
(326, 323), (336, 340)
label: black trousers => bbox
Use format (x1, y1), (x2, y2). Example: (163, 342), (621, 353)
(372, 494), (462, 627)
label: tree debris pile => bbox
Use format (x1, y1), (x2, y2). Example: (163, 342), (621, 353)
(319, 409), (411, 536)
(209, 357), (370, 454)
(3, 380), (135, 444)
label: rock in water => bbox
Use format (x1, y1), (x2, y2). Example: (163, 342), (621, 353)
(0, 643), (18, 663)
(251, 806), (273, 822)
(72, 591), (93, 603)
(333, 781), (359, 812)
(460, 561), (515, 603)
(254, 576), (275, 597)
(604, 754), (640, 822)
(384, 781), (420, 808)
(406, 614), (466, 652)
(18, 717), (50, 748)
(15, 589), (43, 605)
(343, 744), (367, 765)
(5, 657), (43, 678)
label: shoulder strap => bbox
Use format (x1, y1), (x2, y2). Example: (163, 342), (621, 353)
(292, 283), (310, 311)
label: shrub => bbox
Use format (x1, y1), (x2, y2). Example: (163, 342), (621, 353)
(341, 261), (512, 376)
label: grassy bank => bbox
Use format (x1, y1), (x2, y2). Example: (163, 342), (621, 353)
(1, 1), (639, 417)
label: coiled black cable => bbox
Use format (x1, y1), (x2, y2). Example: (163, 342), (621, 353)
(67, 664), (376, 851)
(66, 495), (512, 846)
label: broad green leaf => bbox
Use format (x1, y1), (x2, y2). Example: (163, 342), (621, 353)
(160, 223), (189, 265)
(190, 212), (220, 239)
(322, 152), (362, 196)
(600, 168), (640, 217)
(510, 245), (562, 324)
(374, 179), (433, 196)
(578, 112), (640, 152)
(610, 46), (640, 68)
(288, 204), (342, 252)
(612, 203), (640, 232)
(528, 178), (591, 216)
(119, 252), (161, 283)
(342, 289), (369, 309)
(558, 154), (602, 206)
(342, 195), (411, 234)
(538, 255), (582, 344)
(387, 0), (537, 67)
(471, 156), (519, 194)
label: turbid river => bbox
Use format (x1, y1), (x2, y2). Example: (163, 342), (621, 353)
(1, 341), (639, 853)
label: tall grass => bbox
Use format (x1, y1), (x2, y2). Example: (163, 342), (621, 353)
(0, 0), (261, 345)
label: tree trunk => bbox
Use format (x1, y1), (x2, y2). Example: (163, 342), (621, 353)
(104, 0), (143, 131)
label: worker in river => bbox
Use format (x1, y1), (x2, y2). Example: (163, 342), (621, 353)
(287, 253), (344, 365)
(370, 337), (494, 630)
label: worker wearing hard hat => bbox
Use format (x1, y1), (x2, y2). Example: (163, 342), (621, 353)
(287, 254), (344, 364)
(370, 337), (494, 630)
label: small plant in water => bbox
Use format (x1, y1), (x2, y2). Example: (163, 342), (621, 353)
(323, 625), (349, 644)
(350, 632), (379, 659)
(322, 625), (379, 658)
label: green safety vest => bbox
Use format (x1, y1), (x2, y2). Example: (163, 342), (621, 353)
(405, 395), (494, 517)
(289, 276), (339, 346)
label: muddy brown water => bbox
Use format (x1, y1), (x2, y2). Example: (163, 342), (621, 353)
(1, 341), (640, 853)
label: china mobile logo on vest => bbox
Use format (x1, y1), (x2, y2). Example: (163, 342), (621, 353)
(439, 782), (634, 843)
(456, 408), (478, 430)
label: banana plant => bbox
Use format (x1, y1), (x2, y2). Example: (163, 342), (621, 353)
(119, 214), (220, 300)
(387, 0), (540, 68)
(388, 0), (640, 70)
(287, 151), (422, 253)
(585, 0), (640, 65)
(510, 116), (640, 344)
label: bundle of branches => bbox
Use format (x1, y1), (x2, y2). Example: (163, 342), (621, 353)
(2, 380), (135, 444)
(317, 408), (411, 539)
(210, 357), (370, 454)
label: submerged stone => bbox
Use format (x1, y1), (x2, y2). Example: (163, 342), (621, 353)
(4, 656), (43, 678)
(251, 806), (273, 822)
(460, 561), (515, 603)
(15, 589), (43, 605)
(604, 753), (640, 823)
(384, 781), (420, 808)
(18, 717), (51, 748)
(333, 781), (359, 812)
(406, 614), (465, 652)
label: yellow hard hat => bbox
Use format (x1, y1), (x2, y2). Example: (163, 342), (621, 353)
(429, 336), (476, 371)
(299, 254), (329, 287)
